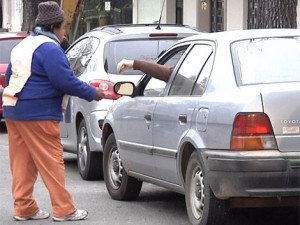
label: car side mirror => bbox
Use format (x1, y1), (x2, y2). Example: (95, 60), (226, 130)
(114, 82), (135, 96)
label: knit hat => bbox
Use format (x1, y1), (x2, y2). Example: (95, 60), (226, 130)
(35, 1), (65, 25)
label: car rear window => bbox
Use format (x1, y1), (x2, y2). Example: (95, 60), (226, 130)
(0, 39), (23, 63)
(232, 37), (300, 85)
(104, 39), (177, 75)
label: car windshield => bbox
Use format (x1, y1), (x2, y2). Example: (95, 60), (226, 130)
(0, 39), (22, 63)
(232, 37), (300, 85)
(104, 39), (176, 75)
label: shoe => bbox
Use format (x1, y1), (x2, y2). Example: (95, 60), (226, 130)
(52, 209), (88, 222)
(14, 209), (50, 221)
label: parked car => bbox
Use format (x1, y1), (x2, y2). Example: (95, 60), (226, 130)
(101, 29), (300, 225)
(0, 31), (29, 119)
(60, 24), (200, 180)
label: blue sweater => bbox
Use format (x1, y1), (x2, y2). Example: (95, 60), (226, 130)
(3, 38), (96, 121)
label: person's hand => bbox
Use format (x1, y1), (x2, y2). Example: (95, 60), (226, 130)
(117, 59), (134, 73)
(93, 86), (122, 101)
(94, 87), (105, 101)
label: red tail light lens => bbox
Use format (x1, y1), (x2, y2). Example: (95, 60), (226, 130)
(149, 33), (178, 38)
(230, 113), (277, 150)
(89, 80), (122, 100)
(0, 74), (6, 88)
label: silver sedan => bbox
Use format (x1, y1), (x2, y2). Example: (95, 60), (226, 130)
(102, 29), (300, 225)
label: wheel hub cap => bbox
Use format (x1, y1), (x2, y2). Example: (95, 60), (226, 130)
(108, 149), (123, 189)
(190, 168), (205, 220)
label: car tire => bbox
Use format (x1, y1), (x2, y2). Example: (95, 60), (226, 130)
(77, 119), (103, 180)
(103, 133), (142, 201)
(185, 151), (229, 225)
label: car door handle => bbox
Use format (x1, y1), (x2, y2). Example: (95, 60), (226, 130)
(179, 114), (187, 124)
(144, 114), (152, 123)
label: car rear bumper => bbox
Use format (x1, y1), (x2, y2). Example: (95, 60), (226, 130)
(198, 149), (300, 199)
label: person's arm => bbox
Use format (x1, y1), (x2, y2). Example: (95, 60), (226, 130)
(117, 59), (172, 82)
(40, 43), (104, 101)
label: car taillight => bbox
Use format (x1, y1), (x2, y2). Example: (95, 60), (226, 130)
(0, 74), (5, 88)
(89, 80), (122, 100)
(230, 113), (277, 150)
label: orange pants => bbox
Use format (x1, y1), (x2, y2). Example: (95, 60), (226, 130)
(5, 119), (77, 217)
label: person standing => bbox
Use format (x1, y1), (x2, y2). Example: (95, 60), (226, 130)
(2, 1), (103, 222)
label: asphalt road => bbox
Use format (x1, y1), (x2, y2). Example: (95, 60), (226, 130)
(0, 124), (299, 225)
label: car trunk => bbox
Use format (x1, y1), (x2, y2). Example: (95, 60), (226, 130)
(261, 83), (300, 152)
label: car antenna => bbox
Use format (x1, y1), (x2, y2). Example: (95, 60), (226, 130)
(155, 0), (166, 30)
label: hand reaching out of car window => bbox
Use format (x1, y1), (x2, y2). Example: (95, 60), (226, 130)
(117, 59), (134, 73)
(117, 59), (172, 82)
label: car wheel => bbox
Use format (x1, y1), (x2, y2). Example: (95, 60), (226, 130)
(77, 119), (103, 180)
(185, 151), (229, 225)
(103, 133), (142, 200)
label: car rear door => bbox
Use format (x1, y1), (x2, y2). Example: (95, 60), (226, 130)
(59, 37), (92, 138)
(152, 43), (214, 185)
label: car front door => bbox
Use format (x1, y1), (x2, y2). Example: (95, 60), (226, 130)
(116, 47), (189, 178)
(152, 43), (214, 185)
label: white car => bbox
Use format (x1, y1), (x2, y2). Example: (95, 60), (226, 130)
(60, 24), (200, 180)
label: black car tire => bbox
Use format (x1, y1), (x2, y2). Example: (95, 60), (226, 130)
(103, 133), (142, 201)
(77, 119), (103, 180)
(185, 151), (229, 225)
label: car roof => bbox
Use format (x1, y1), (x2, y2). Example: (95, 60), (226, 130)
(89, 24), (199, 36)
(176, 28), (300, 44)
(0, 31), (29, 40)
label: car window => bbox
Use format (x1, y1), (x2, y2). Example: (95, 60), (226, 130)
(143, 46), (188, 97)
(192, 46), (214, 95)
(169, 44), (213, 96)
(158, 39), (179, 56)
(232, 37), (300, 85)
(67, 37), (99, 77)
(0, 39), (23, 63)
(67, 38), (87, 69)
(104, 39), (178, 75)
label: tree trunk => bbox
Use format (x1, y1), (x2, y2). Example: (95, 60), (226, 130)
(253, 0), (298, 28)
(22, 0), (60, 31)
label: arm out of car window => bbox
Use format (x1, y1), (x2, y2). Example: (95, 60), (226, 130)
(117, 59), (172, 82)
